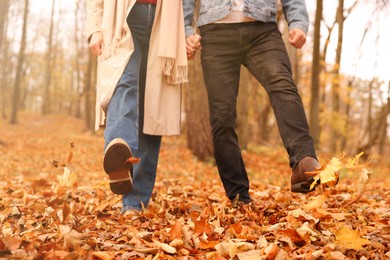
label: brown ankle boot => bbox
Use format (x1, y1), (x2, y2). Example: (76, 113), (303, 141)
(291, 157), (320, 193)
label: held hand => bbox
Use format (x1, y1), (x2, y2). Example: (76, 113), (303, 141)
(89, 31), (103, 56)
(186, 34), (202, 60)
(288, 29), (306, 49)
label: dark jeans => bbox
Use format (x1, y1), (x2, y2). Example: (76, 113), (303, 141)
(199, 21), (317, 202)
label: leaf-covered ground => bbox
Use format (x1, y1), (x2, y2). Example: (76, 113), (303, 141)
(0, 114), (389, 259)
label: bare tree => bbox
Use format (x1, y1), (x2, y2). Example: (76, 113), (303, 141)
(378, 80), (390, 155)
(10, 0), (29, 124)
(184, 0), (213, 161)
(0, 0), (10, 51)
(185, 52), (213, 161)
(74, 0), (83, 118)
(309, 0), (323, 146)
(42, 0), (56, 114)
(85, 51), (97, 131)
(329, 0), (358, 152)
(0, 0), (10, 119)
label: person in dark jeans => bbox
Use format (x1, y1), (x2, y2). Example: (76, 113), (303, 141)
(183, 0), (321, 204)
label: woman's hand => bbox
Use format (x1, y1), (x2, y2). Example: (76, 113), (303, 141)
(186, 34), (202, 59)
(89, 31), (103, 56)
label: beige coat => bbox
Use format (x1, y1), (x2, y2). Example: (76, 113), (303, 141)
(86, 0), (188, 135)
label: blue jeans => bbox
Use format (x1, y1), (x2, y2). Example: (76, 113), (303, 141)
(199, 22), (317, 202)
(104, 3), (161, 211)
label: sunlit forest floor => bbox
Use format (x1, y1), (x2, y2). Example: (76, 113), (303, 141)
(0, 113), (389, 259)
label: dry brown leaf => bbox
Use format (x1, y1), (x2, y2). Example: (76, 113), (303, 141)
(334, 226), (370, 250)
(236, 250), (262, 260)
(57, 166), (77, 188)
(2, 236), (21, 251)
(64, 150), (73, 165)
(62, 202), (71, 222)
(311, 157), (341, 189)
(198, 240), (219, 249)
(169, 239), (184, 248)
(345, 152), (364, 168)
(264, 243), (279, 259)
(153, 239), (177, 254)
(91, 251), (114, 260)
(303, 194), (327, 212)
(169, 221), (183, 240)
(215, 240), (235, 258)
(194, 218), (213, 235)
(228, 222), (243, 236)
(278, 229), (305, 243)
(58, 225), (82, 249)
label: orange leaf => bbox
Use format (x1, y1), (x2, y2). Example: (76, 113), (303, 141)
(169, 221), (183, 241)
(198, 240), (219, 249)
(278, 229), (305, 243)
(3, 236), (21, 251)
(228, 222), (242, 236)
(194, 218), (213, 235)
(335, 226), (370, 250)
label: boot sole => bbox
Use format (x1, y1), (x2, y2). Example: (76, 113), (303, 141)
(291, 177), (320, 193)
(103, 138), (134, 195)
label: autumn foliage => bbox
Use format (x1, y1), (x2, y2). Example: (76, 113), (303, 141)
(0, 114), (389, 259)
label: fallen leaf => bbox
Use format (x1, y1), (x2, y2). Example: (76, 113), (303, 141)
(3, 236), (21, 251)
(57, 166), (77, 188)
(311, 157), (341, 189)
(334, 226), (370, 250)
(303, 195), (327, 212)
(153, 239), (177, 254)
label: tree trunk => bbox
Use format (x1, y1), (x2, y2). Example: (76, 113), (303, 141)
(330, 0), (345, 153)
(378, 80), (390, 155)
(0, 0), (10, 119)
(340, 79), (352, 151)
(42, 0), (56, 114)
(74, 0), (82, 118)
(184, 53), (213, 161)
(10, 0), (29, 124)
(309, 0), (323, 147)
(0, 0), (10, 51)
(85, 51), (97, 131)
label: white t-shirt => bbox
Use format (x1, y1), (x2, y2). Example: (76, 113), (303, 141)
(216, 0), (256, 23)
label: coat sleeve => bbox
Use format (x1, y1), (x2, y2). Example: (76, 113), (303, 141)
(281, 0), (309, 34)
(86, 0), (104, 42)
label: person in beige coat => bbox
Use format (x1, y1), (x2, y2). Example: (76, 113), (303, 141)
(87, 0), (188, 212)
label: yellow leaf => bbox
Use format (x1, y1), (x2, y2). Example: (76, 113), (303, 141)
(303, 195), (327, 212)
(57, 166), (77, 188)
(311, 157), (342, 189)
(334, 226), (370, 250)
(345, 152), (364, 168)
(64, 150), (73, 165)
(357, 168), (371, 195)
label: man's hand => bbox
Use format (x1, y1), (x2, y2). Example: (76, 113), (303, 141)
(89, 31), (103, 56)
(288, 29), (306, 49)
(186, 34), (202, 60)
